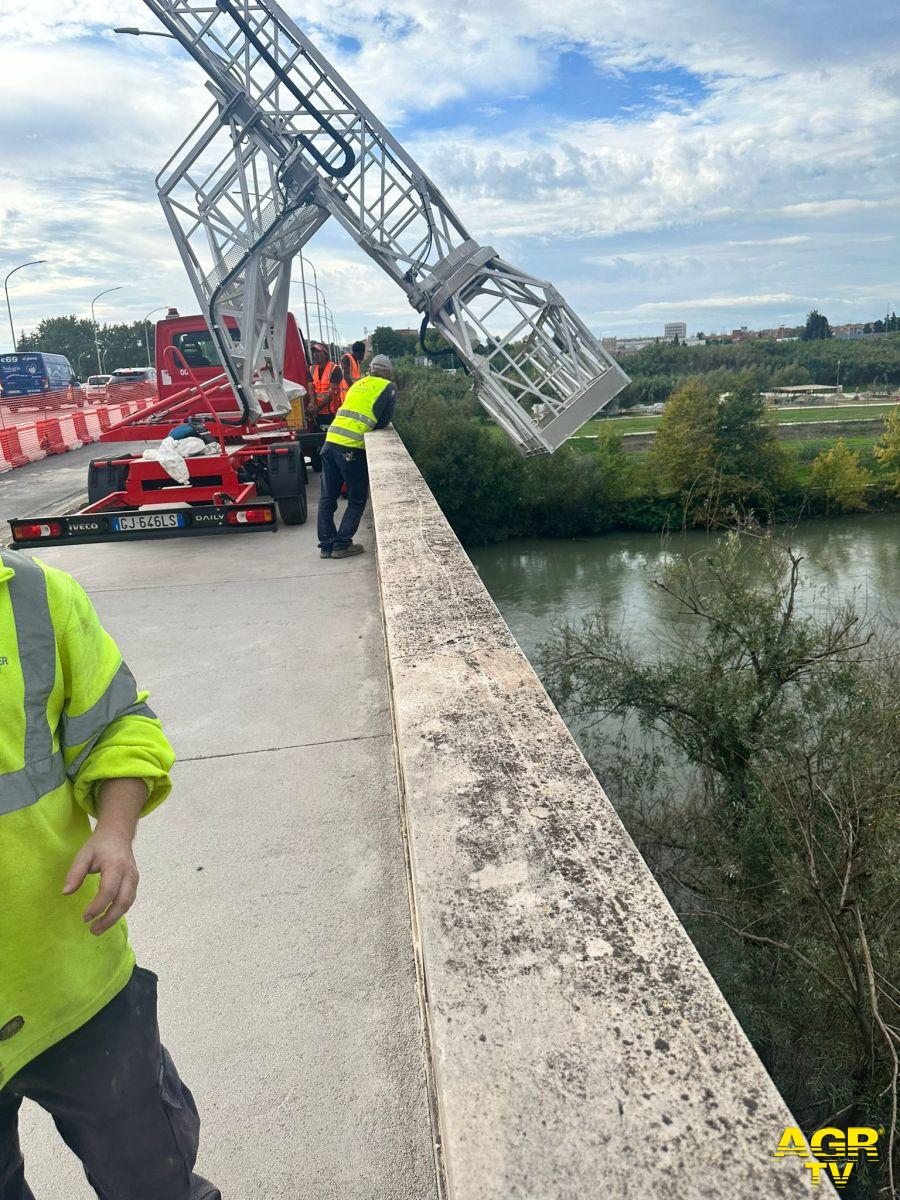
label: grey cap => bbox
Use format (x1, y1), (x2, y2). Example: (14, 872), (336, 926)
(370, 354), (393, 373)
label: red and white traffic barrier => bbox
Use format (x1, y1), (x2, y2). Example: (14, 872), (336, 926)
(36, 416), (83, 456)
(0, 427), (31, 471)
(0, 393), (160, 471)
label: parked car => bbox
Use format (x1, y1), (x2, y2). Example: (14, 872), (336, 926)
(107, 367), (157, 390)
(105, 366), (158, 404)
(84, 374), (112, 401)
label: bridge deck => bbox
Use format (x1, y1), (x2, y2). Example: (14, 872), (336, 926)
(8, 436), (827, 1197)
(16, 478), (437, 1200)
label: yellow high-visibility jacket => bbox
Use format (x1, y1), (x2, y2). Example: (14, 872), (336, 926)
(0, 550), (174, 1086)
(325, 375), (392, 450)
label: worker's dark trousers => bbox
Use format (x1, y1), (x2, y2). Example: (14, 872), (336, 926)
(0, 967), (219, 1200)
(317, 442), (370, 550)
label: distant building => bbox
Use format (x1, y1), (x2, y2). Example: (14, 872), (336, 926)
(664, 322), (687, 342)
(770, 385), (843, 404)
(610, 336), (658, 355)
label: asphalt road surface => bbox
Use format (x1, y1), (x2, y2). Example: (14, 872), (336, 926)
(14, 475), (437, 1199)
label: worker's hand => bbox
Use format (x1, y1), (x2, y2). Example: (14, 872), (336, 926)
(63, 829), (140, 936)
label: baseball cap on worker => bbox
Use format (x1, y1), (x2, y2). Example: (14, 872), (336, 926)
(370, 354), (392, 375)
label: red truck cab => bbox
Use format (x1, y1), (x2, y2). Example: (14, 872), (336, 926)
(155, 309), (312, 418)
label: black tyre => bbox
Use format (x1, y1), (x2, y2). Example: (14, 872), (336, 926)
(277, 491), (307, 525)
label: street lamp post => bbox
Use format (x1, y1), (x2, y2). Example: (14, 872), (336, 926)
(91, 287), (123, 374)
(296, 258), (313, 354)
(4, 260), (46, 351)
(299, 255), (325, 346)
(113, 27), (176, 38)
(142, 306), (167, 368)
(298, 278), (328, 349)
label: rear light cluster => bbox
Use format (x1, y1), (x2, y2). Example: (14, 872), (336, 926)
(12, 521), (63, 540)
(225, 507), (273, 525)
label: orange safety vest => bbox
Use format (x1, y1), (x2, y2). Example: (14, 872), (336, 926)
(312, 361), (341, 414)
(339, 353), (362, 400)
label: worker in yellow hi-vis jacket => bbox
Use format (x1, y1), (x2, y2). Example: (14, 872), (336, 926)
(317, 353), (397, 560)
(0, 549), (219, 1200)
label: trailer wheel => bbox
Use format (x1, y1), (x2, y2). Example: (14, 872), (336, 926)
(277, 492), (307, 525)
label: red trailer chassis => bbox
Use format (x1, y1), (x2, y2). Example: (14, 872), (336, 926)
(9, 347), (325, 549)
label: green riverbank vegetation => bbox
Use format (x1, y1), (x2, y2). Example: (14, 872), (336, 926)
(538, 529), (899, 1198)
(394, 366), (900, 545)
(605, 329), (900, 407)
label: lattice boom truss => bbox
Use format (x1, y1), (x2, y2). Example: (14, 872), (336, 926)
(147, 0), (629, 453)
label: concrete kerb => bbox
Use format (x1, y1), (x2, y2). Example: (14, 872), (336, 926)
(366, 428), (832, 1199)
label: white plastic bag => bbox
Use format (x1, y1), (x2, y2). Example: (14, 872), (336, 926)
(142, 436), (208, 484)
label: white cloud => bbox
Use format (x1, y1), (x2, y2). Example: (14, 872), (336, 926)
(633, 293), (801, 312)
(727, 236), (811, 247)
(1, 0), (898, 339)
(780, 199), (885, 218)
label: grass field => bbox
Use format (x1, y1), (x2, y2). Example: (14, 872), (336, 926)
(577, 401), (900, 439)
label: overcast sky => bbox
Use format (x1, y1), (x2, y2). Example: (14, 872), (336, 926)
(1, 0), (898, 347)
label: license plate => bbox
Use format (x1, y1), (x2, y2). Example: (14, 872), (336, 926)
(112, 513), (184, 532)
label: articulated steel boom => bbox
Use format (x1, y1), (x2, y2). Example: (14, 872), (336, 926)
(146, 0), (629, 454)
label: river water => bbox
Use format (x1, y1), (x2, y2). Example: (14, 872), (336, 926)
(469, 514), (900, 670)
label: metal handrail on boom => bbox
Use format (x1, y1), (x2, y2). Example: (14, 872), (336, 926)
(145, 0), (630, 456)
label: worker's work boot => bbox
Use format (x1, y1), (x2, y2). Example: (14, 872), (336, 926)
(331, 543), (365, 559)
(320, 547), (332, 558)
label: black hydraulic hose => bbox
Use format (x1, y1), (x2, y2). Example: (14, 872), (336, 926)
(419, 314), (467, 373)
(216, 0), (356, 179)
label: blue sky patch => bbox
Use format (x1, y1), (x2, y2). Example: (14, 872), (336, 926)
(400, 48), (708, 134)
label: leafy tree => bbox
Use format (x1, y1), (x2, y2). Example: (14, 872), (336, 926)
(593, 423), (637, 500)
(99, 322), (154, 373)
(874, 407), (900, 493)
(394, 384), (525, 544)
(809, 441), (871, 512)
(802, 309), (833, 341)
(370, 325), (418, 360)
(714, 378), (789, 497)
(17, 316), (96, 376)
(769, 363), (811, 387)
(538, 530), (898, 1196)
(18, 314), (155, 375)
(651, 377), (719, 495)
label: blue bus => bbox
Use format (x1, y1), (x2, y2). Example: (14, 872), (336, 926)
(0, 352), (79, 399)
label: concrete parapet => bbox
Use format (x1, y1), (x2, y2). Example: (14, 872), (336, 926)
(367, 428), (828, 1199)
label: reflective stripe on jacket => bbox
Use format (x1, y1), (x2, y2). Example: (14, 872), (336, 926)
(325, 375), (391, 450)
(0, 549), (174, 1086)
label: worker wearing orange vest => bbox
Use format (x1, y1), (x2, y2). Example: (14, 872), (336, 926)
(309, 343), (343, 425)
(339, 340), (366, 400)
